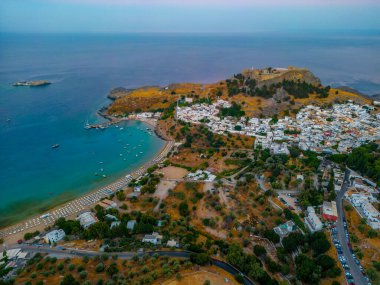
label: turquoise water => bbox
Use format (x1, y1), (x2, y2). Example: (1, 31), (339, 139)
(1, 32), (380, 227)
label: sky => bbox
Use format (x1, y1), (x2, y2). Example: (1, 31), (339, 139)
(1, 0), (380, 33)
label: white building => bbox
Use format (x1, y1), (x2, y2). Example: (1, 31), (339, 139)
(142, 232), (163, 245)
(274, 220), (296, 239)
(362, 202), (380, 222)
(44, 229), (65, 244)
(166, 239), (179, 248)
(127, 220), (137, 230)
(77, 212), (98, 229)
(304, 207), (323, 233)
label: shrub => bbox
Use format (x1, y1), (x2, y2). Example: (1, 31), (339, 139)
(235, 274), (244, 283)
(79, 270), (88, 279)
(95, 263), (105, 273)
(82, 256), (89, 263)
(68, 263), (76, 271)
(57, 262), (64, 271)
(77, 265), (85, 272)
(253, 245), (266, 257)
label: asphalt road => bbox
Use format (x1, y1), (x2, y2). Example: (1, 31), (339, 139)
(336, 169), (367, 285)
(11, 245), (255, 285)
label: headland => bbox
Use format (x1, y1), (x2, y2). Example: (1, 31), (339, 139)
(12, 80), (51, 87)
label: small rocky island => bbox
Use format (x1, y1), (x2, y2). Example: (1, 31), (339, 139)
(12, 80), (51, 87)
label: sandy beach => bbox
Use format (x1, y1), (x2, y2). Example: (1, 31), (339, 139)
(0, 118), (174, 246)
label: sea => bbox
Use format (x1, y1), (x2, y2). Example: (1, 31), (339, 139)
(1, 32), (380, 227)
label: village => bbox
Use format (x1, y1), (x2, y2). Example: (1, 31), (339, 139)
(176, 99), (380, 155)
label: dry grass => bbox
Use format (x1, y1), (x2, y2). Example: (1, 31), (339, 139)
(295, 88), (371, 106)
(344, 201), (380, 271)
(160, 266), (238, 285)
(320, 234), (346, 285)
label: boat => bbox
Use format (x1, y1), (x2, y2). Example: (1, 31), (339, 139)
(84, 120), (91, 129)
(40, 214), (50, 219)
(52, 144), (60, 149)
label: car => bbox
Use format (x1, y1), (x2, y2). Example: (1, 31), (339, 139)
(17, 239), (23, 244)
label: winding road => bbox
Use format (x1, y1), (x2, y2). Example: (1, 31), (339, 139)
(6, 245), (255, 285)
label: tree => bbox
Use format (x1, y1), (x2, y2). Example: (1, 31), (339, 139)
(282, 232), (304, 253)
(116, 191), (126, 201)
(289, 146), (301, 158)
(87, 222), (109, 239)
(316, 254), (335, 271)
(57, 262), (64, 271)
(61, 274), (79, 285)
(295, 254), (321, 284)
(235, 274), (244, 284)
(190, 253), (210, 265)
(82, 256), (89, 264)
(79, 271), (88, 279)
(95, 262), (105, 273)
(310, 231), (331, 255)
(253, 245), (266, 257)
(179, 202), (190, 216)
(367, 228), (378, 238)
(106, 263), (119, 276)
(263, 230), (280, 243)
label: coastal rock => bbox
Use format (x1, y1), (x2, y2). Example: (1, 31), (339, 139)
(108, 87), (131, 100)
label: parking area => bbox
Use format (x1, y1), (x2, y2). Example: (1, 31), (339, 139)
(278, 193), (302, 213)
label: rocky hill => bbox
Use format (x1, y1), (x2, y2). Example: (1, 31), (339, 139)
(242, 66), (321, 88)
(106, 67), (372, 118)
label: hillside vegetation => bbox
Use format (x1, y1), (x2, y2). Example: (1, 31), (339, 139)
(106, 67), (372, 118)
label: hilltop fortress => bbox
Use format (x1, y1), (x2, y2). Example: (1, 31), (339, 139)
(242, 66), (321, 87)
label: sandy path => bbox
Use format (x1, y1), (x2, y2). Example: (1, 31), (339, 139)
(153, 180), (177, 212)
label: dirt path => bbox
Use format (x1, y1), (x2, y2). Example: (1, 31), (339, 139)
(153, 180), (177, 212)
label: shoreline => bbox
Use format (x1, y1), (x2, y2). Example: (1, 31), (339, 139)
(0, 118), (174, 245)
